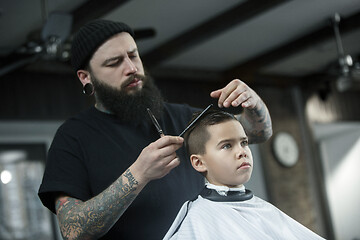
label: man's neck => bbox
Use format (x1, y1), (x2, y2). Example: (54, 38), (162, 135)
(95, 102), (112, 114)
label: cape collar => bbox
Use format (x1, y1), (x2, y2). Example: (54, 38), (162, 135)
(200, 186), (253, 202)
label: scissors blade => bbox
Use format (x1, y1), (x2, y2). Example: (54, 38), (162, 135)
(147, 108), (164, 136)
(179, 104), (213, 137)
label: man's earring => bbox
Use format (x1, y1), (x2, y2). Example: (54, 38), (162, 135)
(83, 83), (94, 96)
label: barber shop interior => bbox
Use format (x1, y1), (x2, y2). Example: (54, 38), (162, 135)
(0, 0), (359, 239)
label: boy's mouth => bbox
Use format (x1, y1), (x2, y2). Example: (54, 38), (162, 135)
(238, 162), (251, 169)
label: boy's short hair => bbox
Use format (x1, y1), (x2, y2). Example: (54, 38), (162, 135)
(184, 109), (237, 156)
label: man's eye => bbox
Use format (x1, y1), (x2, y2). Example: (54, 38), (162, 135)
(129, 54), (137, 59)
(241, 140), (248, 147)
(107, 61), (120, 67)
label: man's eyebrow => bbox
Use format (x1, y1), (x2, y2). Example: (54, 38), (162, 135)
(101, 48), (138, 66)
(128, 48), (138, 54)
(102, 55), (124, 66)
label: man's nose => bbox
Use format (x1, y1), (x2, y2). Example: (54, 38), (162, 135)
(124, 57), (137, 75)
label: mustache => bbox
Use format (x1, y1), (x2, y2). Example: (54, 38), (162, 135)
(121, 74), (146, 88)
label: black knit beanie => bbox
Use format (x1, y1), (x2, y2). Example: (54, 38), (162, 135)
(71, 19), (134, 72)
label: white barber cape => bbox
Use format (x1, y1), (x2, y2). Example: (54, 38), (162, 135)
(163, 184), (325, 240)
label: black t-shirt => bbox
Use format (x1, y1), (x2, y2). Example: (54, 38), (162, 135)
(38, 102), (204, 239)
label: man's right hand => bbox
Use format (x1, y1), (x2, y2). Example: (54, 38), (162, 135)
(130, 136), (184, 184)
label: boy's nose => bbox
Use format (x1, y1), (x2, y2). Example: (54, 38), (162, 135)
(236, 146), (247, 159)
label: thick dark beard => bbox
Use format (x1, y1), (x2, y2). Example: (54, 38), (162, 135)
(91, 73), (164, 125)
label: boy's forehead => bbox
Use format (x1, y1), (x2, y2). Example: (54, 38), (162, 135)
(207, 120), (246, 140)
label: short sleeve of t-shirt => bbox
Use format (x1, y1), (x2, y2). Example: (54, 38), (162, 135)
(38, 121), (93, 213)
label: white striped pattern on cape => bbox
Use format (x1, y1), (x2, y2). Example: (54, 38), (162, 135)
(163, 195), (326, 240)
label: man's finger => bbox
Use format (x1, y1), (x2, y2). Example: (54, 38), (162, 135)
(155, 136), (184, 148)
(222, 84), (250, 108)
(166, 157), (181, 169)
(210, 89), (222, 98)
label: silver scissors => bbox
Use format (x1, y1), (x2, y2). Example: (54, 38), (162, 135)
(147, 108), (164, 137)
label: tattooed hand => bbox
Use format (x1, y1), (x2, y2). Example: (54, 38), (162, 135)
(210, 79), (260, 109)
(210, 79), (272, 144)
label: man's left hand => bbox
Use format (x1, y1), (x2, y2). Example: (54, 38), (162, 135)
(210, 79), (260, 109)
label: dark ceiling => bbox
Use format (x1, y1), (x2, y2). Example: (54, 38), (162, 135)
(1, 0), (360, 91)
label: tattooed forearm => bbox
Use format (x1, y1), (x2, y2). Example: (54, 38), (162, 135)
(56, 169), (140, 240)
(238, 100), (272, 144)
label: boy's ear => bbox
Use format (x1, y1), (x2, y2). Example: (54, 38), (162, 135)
(190, 154), (207, 173)
(77, 70), (91, 86)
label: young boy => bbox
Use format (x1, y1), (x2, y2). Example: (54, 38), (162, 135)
(163, 109), (325, 240)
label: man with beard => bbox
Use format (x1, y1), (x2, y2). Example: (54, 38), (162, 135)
(38, 20), (272, 240)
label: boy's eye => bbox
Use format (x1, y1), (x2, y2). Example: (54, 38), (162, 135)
(221, 143), (232, 149)
(241, 140), (248, 147)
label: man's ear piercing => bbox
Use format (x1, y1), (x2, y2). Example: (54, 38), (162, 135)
(83, 83), (94, 96)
